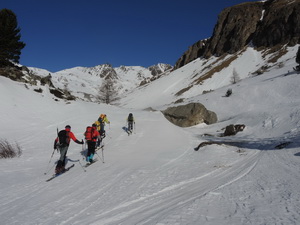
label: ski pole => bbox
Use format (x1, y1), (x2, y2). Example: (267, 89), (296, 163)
(44, 127), (59, 174)
(95, 150), (104, 163)
(102, 148), (104, 163)
(79, 143), (87, 172)
(44, 160), (56, 175)
(82, 141), (86, 160)
(77, 159), (86, 172)
(44, 148), (56, 175)
(106, 132), (112, 139)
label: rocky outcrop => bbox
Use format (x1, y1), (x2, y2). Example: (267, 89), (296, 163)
(204, 2), (263, 58)
(140, 64), (172, 86)
(148, 64), (172, 76)
(174, 0), (300, 69)
(174, 40), (208, 69)
(162, 103), (217, 127)
(99, 64), (118, 80)
(0, 66), (25, 82)
(0, 66), (76, 100)
(223, 124), (246, 136)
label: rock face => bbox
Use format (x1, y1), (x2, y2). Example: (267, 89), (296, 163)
(204, 2), (263, 58)
(174, 0), (300, 69)
(252, 0), (300, 47)
(148, 64), (172, 76)
(174, 40), (208, 69)
(162, 103), (217, 127)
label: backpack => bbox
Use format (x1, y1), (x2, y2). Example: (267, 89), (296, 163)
(98, 116), (103, 123)
(85, 126), (96, 141)
(128, 113), (134, 122)
(58, 130), (69, 147)
(94, 121), (101, 131)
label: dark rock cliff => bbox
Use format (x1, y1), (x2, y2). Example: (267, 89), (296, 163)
(174, 0), (300, 69)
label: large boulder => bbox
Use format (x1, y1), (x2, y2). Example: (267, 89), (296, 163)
(162, 103), (217, 127)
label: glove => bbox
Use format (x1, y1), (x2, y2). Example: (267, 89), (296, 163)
(75, 139), (84, 145)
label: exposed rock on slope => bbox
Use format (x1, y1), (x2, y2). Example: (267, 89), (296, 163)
(162, 103), (217, 127)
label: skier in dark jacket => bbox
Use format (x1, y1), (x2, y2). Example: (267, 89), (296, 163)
(54, 125), (83, 174)
(127, 113), (135, 133)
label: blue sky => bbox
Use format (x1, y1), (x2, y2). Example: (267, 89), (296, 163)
(2, 0), (258, 72)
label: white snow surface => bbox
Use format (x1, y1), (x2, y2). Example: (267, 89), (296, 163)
(1, 46), (300, 225)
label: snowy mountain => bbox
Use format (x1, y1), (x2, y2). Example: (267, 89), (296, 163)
(28, 63), (172, 102)
(1, 43), (300, 224)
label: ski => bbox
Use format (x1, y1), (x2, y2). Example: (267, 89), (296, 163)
(84, 159), (98, 168)
(46, 164), (75, 182)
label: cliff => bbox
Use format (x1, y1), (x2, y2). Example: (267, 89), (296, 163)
(174, 0), (300, 69)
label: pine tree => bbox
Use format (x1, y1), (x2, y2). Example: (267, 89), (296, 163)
(97, 79), (119, 104)
(0, 9), (26, 67)
(230, 68), (240, 84)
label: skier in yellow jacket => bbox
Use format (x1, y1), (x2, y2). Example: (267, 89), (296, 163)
(97, 114), (110, 138)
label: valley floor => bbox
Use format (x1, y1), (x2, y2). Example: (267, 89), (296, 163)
(1, 104), (299, 225)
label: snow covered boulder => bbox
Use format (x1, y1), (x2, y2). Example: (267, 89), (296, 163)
(162, 103), (217, 127)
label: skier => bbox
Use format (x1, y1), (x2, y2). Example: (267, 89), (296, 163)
(97, 114), (110, 138)
(53, 125), (83, 174)
(127, 113), (135, 133)
(84, 123), (101, 163)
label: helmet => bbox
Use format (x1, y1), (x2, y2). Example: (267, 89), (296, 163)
(65, 125), (71, 131)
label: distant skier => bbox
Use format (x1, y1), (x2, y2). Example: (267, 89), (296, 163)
(84, 123), (101, 163)
(53, 125), (83, 174)
(97, 114), (110, 138)
(127, 113), (135, 133)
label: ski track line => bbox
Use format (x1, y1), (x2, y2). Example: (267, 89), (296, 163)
(59, 169), (135, 225)
(0, 181), (53, 223)
(134, 150), (263, 225)
(76, 150), (263, 225)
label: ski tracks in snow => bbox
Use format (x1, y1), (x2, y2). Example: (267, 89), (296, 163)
(70, 149), (263, 225)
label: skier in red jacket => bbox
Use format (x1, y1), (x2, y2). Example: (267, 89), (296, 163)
(84, 123), (101, 163)
(54, 125), (83, 174)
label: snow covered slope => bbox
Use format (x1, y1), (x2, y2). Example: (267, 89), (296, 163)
(0, 45), (300, 224)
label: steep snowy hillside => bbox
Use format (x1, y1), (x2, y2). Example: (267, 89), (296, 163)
(120, 46), (299, 110)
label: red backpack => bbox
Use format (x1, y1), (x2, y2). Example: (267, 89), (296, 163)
(85, 126), (95, 141)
